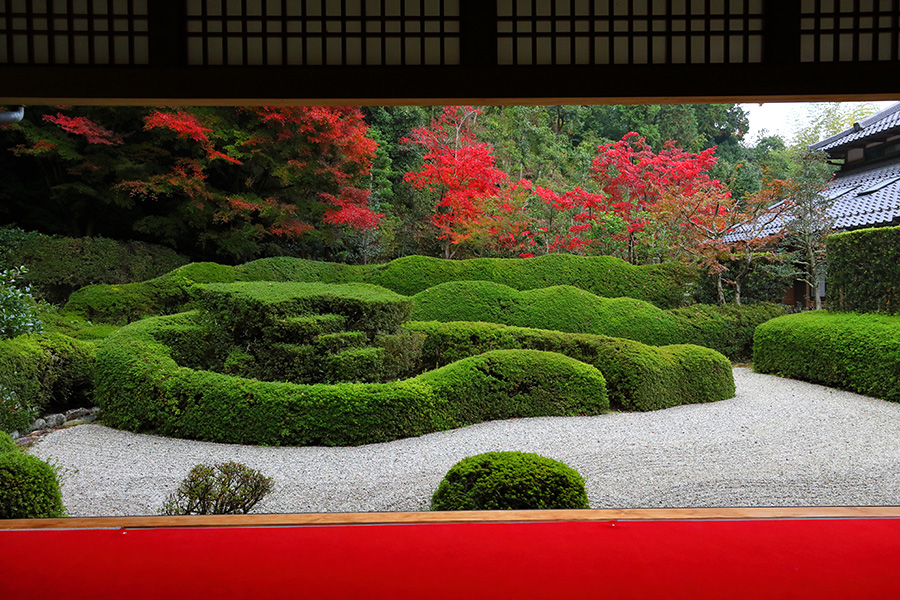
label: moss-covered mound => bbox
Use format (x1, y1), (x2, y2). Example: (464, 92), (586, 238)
(95, 312), (609, 446)
(754, 311), (900, 402)
(65, 254), (695, 323)
(404, 320), (734, 412)
(411, 281), (781, 360)
(431, 452), (589, 511)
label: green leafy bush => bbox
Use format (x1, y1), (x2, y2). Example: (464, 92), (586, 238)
(0, 430), (19, 453)
(160, 461), (274, 515)
(411, 281), (781, 360)
(0, 266), (43, 339)
(0, 451), (66, 518)
(754, 311), (900, 401)
(195, 281), (412, 342)
(828, 225), (900, 314)
(431, 452), (589, 510)
(69, 253), (696, 325)
(0, 332), (96, 431)
(668, 303), (785, 361)
(0, 227), (188, 304)
(405, 320), (734, 411)
(0, 383), (35, 434)
(94, 313), (609, 446)
(237, 253), (695, 308)
(64, 262), (237, 324)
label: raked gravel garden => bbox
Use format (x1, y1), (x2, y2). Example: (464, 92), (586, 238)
(28, 367), (900, 517)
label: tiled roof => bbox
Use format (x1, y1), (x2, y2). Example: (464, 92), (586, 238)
(724, 159), (900, 242)
(810, 102), (900, 152)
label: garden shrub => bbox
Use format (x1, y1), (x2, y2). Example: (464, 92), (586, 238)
(0, 451), (66, 518)
(194, 281), (412, 341)
(410, 281), (780, 360)
(668, 303), (785, 361)
(0, 266), (43, 339)
(0, 227), (187, 304)
(160, 461), (274, 515)
(828, 225), (900, 314)
(64, 262), (237, 324)
(237, 253), (695, 309)
(754, 311), (900, 402)
(0, 431), (18, 453)
(0, 332), (95, 431)
(70, 254), (696, 325)
(430, 452), (589, 511)
(404, 320), (734, 411)
(94, 312), (609, 446)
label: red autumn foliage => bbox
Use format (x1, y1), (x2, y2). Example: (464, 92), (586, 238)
(42, 113), (123, 146)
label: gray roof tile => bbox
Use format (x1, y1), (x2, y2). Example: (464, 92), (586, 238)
(725, 160), (900, 242)
(810, 102), (900, 152)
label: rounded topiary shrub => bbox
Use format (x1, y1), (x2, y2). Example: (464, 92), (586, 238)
(0, 451), (66, 519)
(431, 451), (589, 511)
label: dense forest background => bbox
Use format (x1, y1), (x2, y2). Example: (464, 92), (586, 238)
(0, 103), (859, 268)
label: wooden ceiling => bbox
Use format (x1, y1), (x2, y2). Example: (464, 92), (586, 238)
(1, 0), (899, 105)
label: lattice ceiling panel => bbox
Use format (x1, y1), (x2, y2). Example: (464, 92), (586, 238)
(185, 0), (460, 66)
(800, 0), (900, 62)
(496, 0), (764, 66)
(0, 0), (149, 65)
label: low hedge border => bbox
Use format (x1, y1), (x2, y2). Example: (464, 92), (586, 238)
(404, 320), (735, 412)
(411, 281), (782, 361)
(753, 311), (900, 402)
(95, 313), (610, 446)
(65, 253), (696, 324)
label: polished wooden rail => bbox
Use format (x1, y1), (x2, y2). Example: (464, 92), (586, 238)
(4, 506), (900, 530)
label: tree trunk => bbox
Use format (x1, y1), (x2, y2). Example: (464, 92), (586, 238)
(716, 272), (725, 305)
(734, 280), (742, 306)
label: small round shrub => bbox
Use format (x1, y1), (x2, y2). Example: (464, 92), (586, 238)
(161, 461), (275, 515)
(430, 451), (589, 511)
(0, 431), (19, 453)
(0, 451), (66, 519)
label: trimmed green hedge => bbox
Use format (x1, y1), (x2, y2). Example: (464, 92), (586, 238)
(237, 253), (695, 308)
(828, 226), (900, 314)
(195, 281), (412, 341)
(431, 452), (589, 511)
(405, 320), (734, 411)
(753, 311), (900, 401)
(65, 262), (237, 324)
(411, 281), (782, 360)
(0, 228), (187, 304)
(0, 431), (18, 453)
(95, 313), (609, 446)
(66, 253), (696, 323)
(0, 450), (66, 518)
(0, 332), (95, 431)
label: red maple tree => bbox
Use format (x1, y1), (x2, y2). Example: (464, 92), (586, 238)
(590, 132), (721, 263)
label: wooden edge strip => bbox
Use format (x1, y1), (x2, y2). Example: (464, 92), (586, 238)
(3, 506), (900, 530)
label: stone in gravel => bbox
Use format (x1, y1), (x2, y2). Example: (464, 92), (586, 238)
(9, 430), (19, 440)
(30, 418), (46, 432)
(63, 418), (93, 428)
(65, 408), (91, 421)
(45, 414), (65, 428)
(89, 407), (100, 415)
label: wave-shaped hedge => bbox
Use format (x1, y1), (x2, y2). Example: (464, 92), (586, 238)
(404, 321), (735, 412)
(95, 313), (609, 446)
(753, 311), (900, 402)
(411, 281), (782, 360)
(66, 254), (695, 323)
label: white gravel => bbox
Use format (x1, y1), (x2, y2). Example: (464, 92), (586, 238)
(27, 367), (900, 516)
